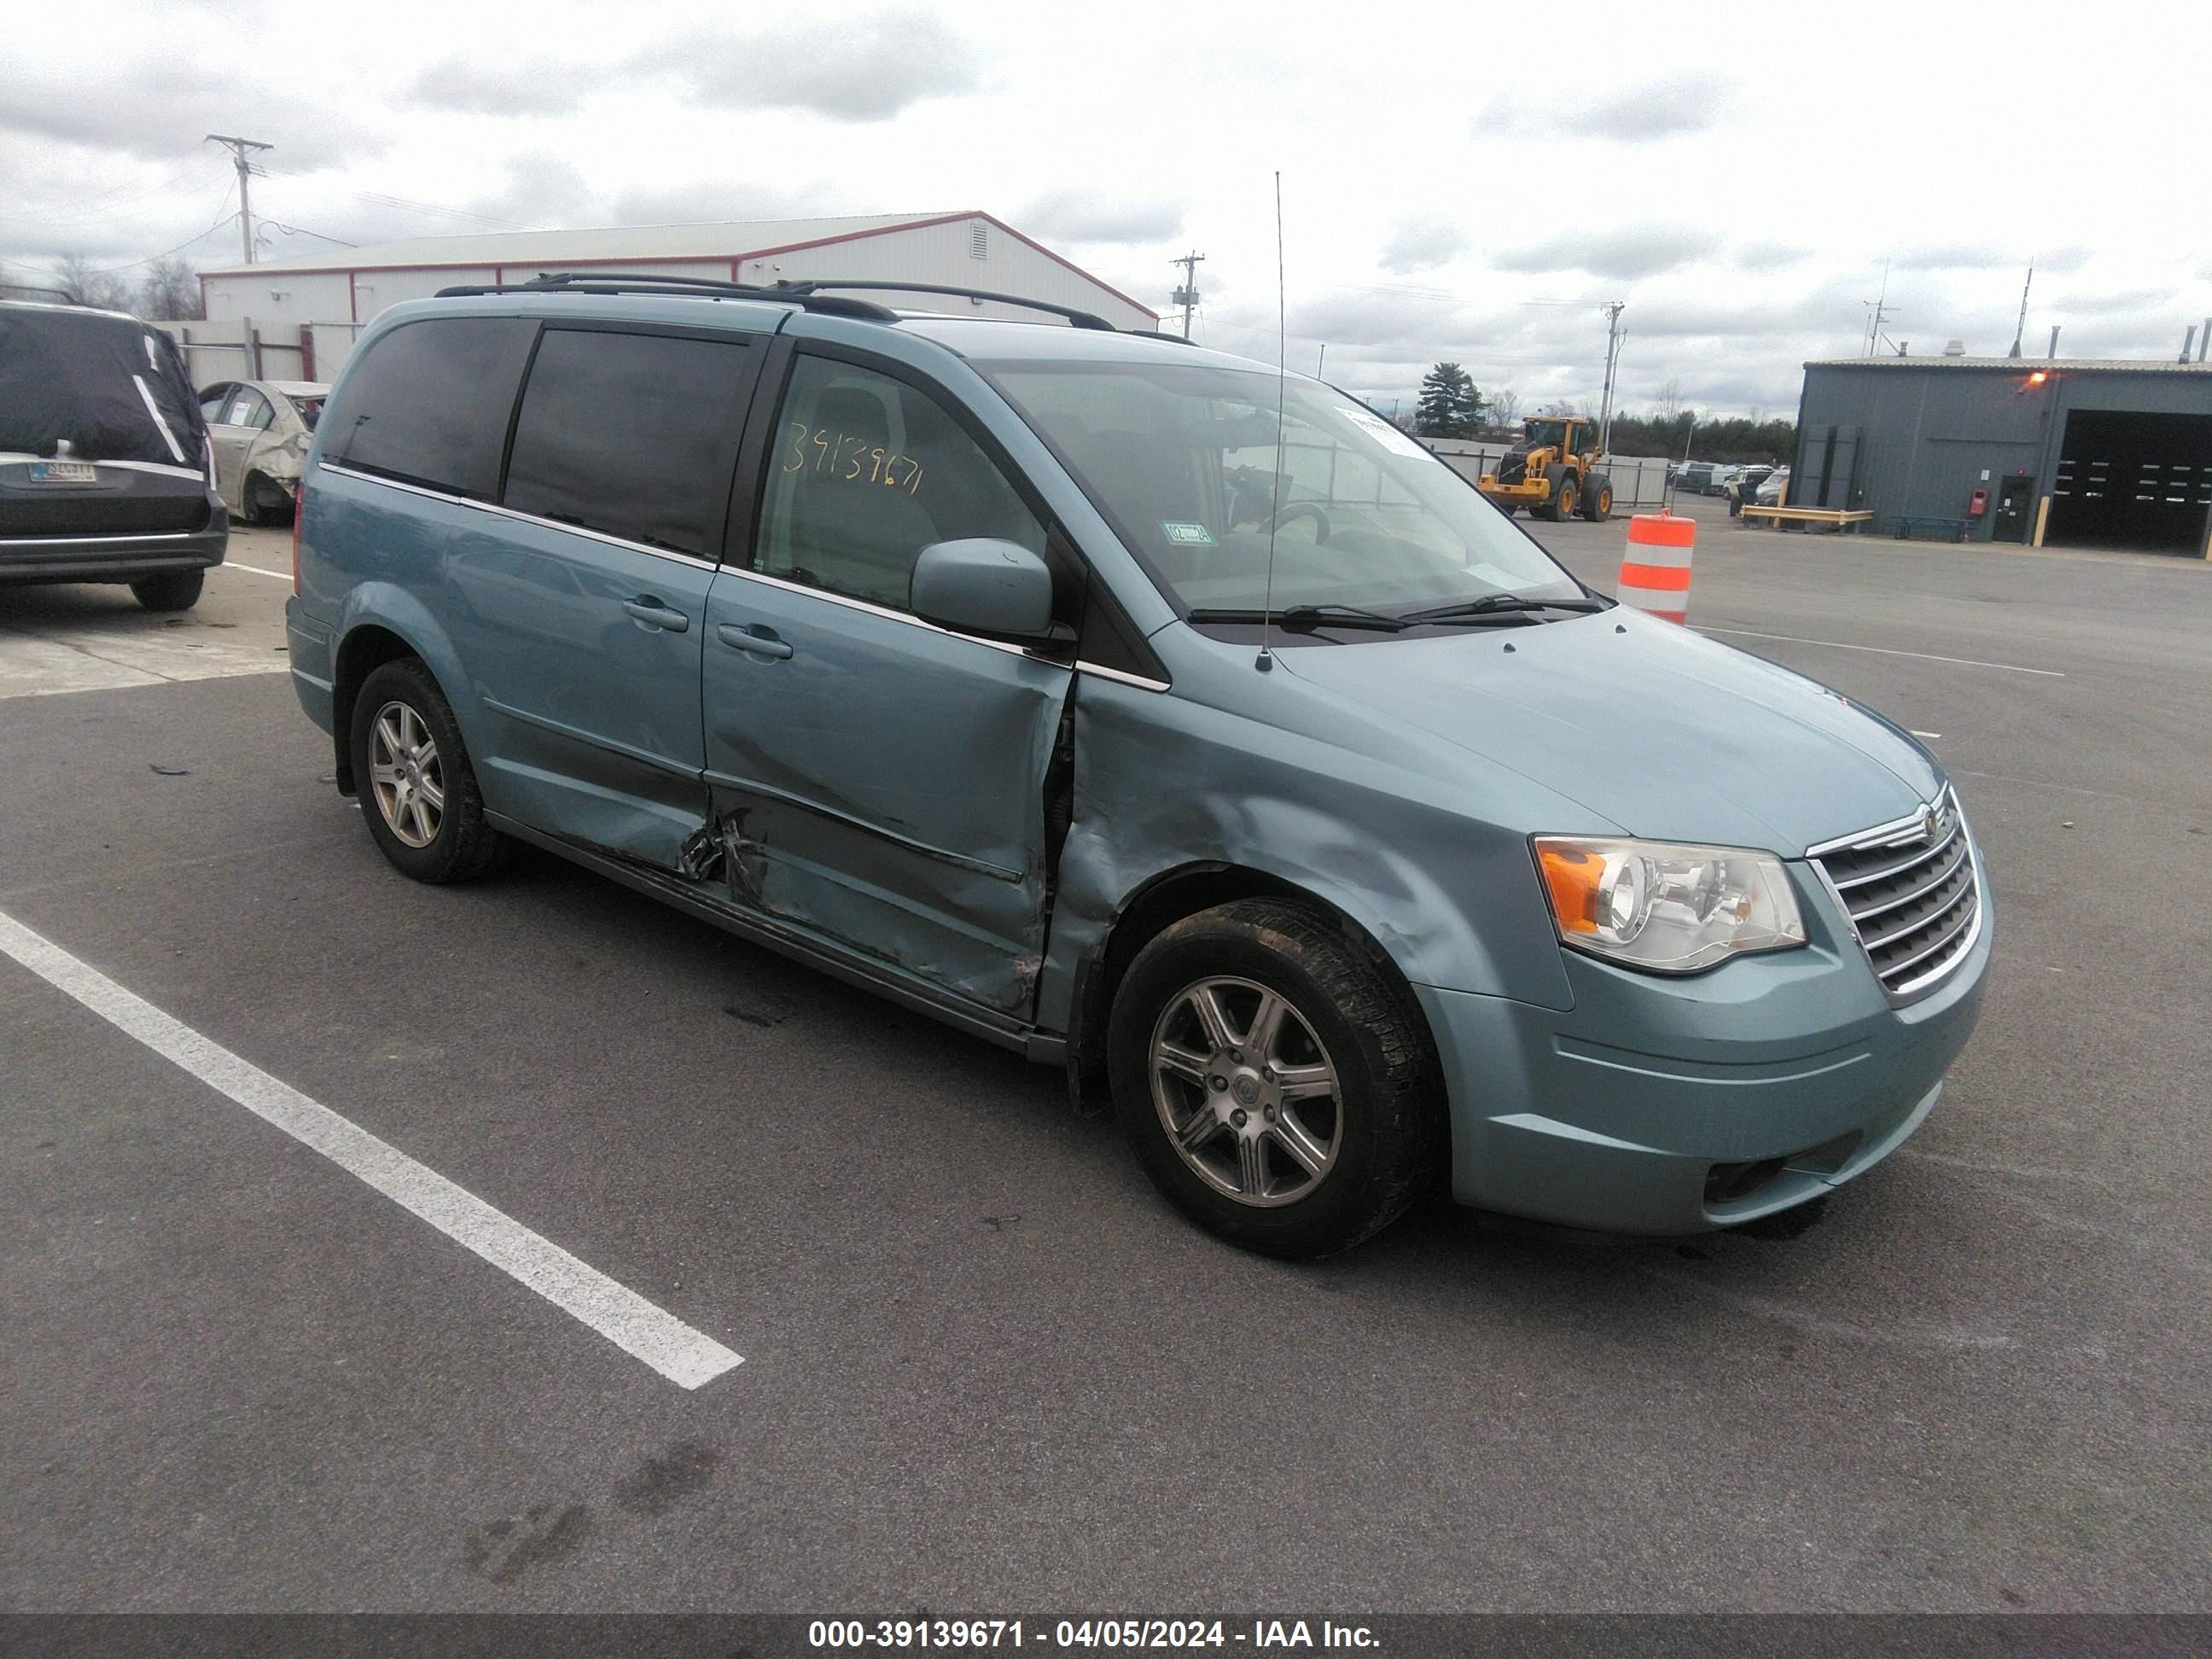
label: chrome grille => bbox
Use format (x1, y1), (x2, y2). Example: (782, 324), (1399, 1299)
(1809, 789), (1982, 1001)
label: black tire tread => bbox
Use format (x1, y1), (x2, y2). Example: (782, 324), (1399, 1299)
(350, 657), (508, 884)
(1109, 897), (1445, 1258)
(130, 569), (204, 612)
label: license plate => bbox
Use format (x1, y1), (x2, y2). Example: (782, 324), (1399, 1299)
(27, 462), (98, 484)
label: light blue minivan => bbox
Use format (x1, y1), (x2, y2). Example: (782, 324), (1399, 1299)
(285, 274), (1990, 1257)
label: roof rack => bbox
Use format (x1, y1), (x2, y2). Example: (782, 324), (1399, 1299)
(769, 279), (1116, 332)
(433, 271), (1164, 336)
(432, 271), (900, 321)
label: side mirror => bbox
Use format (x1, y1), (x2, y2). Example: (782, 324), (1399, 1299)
(910, 538), (1057, 642)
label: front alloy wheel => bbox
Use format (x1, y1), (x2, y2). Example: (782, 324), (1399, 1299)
(368, 700), (445, 848)
(1150, 975), (1342, 1207)
(1108, 898), (1444, 1257)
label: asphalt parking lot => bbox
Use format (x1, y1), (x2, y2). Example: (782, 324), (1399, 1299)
(3, 499), (2208, 1615)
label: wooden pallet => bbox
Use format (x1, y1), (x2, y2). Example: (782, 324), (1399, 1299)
(1741, 506), (1874, 533)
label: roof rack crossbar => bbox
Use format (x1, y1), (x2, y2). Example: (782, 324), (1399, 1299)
(770, 279), (1118, 332)
(432, 272), (899, 321)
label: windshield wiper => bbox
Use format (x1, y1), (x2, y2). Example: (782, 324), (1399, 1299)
(1400, 594), (1610, 623)
(1185, 603), (1408, 633)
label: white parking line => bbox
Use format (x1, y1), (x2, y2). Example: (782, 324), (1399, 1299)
(0, 908), (742, 1390)
(215, 560), (291, 581)
(1695, 626), (2064, 678)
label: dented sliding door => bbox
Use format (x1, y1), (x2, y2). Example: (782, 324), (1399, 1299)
(698, 568), (1067, 1017)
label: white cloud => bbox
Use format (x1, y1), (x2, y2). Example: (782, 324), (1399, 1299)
(5, 0), (2205, 416)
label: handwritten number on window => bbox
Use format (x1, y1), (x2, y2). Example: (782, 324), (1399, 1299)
(780, 422), (922, 494)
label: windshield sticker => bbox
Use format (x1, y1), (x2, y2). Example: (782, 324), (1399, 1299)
(1161, 521), (1216, 545)
(1345, 409), (1429, 460)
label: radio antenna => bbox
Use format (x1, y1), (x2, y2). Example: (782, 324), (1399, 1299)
(1256, 171), (1287, 674)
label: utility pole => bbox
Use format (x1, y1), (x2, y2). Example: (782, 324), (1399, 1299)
(206, 134), (273, 265)
(2007, 259), (2034, 358)
(1170, 249), (1205, 340)
(1317, 342), (1328, 378)
(1597, 300), (1625, 455)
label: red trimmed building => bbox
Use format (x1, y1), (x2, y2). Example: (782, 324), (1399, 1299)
(198, 211), (1158, 375)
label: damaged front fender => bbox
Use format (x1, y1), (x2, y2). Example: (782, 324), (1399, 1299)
(1036, 660), (1599, 1051)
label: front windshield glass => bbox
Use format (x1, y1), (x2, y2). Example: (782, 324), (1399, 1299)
(981, 360), (1584, 617)
(1523, 420), (1569, 450)
(290, 395), (324, 431)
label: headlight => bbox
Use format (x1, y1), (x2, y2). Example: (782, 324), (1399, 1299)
(1533, 836), (1806, 974)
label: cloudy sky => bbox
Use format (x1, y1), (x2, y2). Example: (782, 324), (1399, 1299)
(6, 0), (2205, 416)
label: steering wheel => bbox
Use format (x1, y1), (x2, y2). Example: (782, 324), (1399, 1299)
(1267, 501), (1331, 544)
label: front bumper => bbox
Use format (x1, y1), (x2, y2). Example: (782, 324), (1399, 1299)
(1476, 478), (1550, 507)
(0, 516), (229, 585)
(1417, 860), (1993, 1234)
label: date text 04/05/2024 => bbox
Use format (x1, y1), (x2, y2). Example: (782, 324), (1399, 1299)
(806, 1619), (1382, 1650)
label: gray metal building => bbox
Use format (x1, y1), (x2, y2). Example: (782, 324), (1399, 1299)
(1790, 354), (2212, 556)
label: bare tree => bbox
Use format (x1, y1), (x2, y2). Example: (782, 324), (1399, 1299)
(137, 256), (201, 321)
(1487, 387), (1521, 427)
(1654, 377), (1685, 422)
(52, 253), (133, 311)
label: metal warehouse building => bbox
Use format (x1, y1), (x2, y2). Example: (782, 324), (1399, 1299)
(1791, 354), (2212, 556)
(192, 210), (1156, 381)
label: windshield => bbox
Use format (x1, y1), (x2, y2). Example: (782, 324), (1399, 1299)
(289, 395), (324, 431)
(981, 360), (1584, 618)
(1523, 420), (1569, 450)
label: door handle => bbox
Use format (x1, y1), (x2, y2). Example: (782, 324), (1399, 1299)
(622, 598), (690, 633)
(717, 622), (794, 660)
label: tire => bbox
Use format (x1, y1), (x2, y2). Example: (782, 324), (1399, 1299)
(349, 657), (508, 884)
(243, 471), (294, 527)
(1534, 467), (1574, 522)
(1107, 898), (1444, 1258)
(130, 570), (204, 611)
(1580, 475), (1614, 522)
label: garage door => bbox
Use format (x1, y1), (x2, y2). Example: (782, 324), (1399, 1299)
(2047, 410), (2212, 555)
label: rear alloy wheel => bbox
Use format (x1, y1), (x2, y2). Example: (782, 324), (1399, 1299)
(349, 657), (507, 883)
(1109, 898), (1443, 1258)
(1581, 480), (1614, 522)
(130, 570), (204, 611)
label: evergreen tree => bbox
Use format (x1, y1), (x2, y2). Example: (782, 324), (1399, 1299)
(1415, 362), (1483, 439)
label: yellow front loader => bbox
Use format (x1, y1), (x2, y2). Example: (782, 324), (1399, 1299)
(1477, 417), (1615, 521)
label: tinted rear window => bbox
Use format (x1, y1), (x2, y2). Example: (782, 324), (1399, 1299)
(326, 317), (534, 499)
(501, 329), (754, 557)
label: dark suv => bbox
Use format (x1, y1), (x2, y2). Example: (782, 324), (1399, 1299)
(0, 300), (227, 610)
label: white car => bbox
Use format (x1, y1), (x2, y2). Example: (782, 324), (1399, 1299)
(196, 379), (329, 523)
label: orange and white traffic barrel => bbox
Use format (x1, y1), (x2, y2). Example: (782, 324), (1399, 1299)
(1617, 511), (1695, 624)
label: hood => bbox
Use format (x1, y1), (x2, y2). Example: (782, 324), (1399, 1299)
(1277, 608), (1941, 856)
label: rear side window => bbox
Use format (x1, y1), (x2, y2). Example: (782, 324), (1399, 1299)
(326, 317), (534, 499)
(502, 329), (754, 558)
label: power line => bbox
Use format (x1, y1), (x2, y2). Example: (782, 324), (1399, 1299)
(0, 160), (218, 228)
(259, 170), (527, 231)
(257, 218), (358, 251)
(82, 180), (238, 275)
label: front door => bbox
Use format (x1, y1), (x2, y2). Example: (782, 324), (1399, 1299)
(1996, 474), (2034, 544)
(446, 323), (760, 869)
(700, 350), (1072, 1020)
